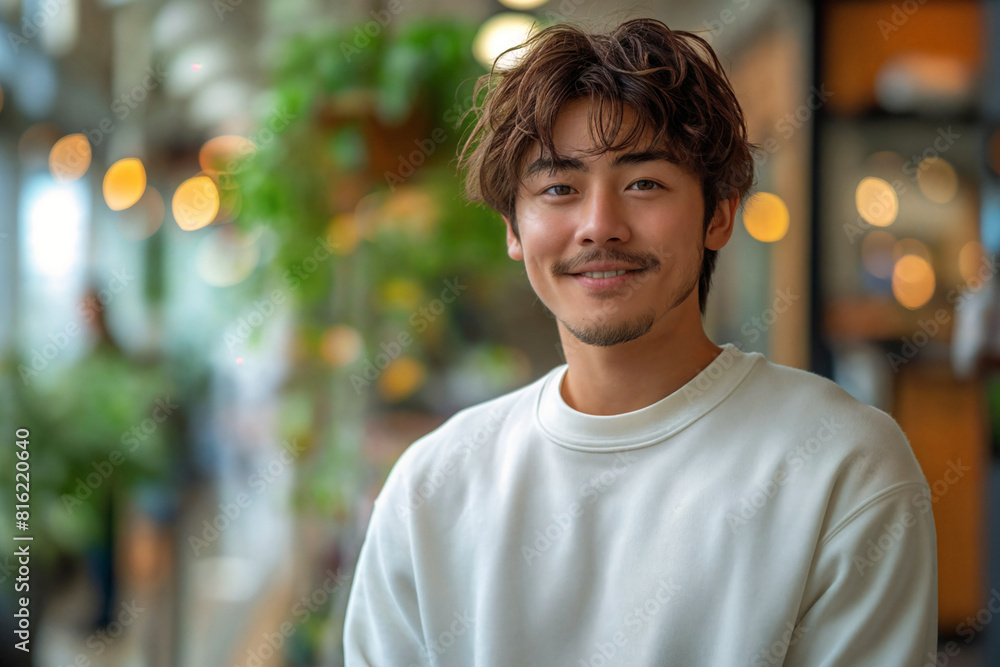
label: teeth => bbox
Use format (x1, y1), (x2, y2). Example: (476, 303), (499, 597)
(581, 270), (630, 278)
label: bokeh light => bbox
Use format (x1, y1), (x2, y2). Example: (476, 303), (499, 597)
(498, 0), (549, 8)
(892, 238), (931, 262)
(327, 213), (360, 255)
(741, 192), (789, 242)
(916, 157), (958, 204)
(381, 278), (424, 311)
(320, 325), (364, 368)
(172, 175), (220, 231)
(855, 177), (897, 227)
(892, 254), (936, 309)
(103, 158), (147, 211)
(473, 13), (538, 70)
(49, 134), (91, 183)
(378, 356), (427, 402)
(199, 135), (255, 174)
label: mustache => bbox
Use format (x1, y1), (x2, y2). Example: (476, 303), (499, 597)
(551, 247), (663, 276)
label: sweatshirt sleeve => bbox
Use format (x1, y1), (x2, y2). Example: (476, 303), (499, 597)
(343, 489), (427, 667)
(781, 482), (938, 667)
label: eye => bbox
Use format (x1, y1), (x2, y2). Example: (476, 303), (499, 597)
(543, 184), (574, 196)
(629, 179), (661, 191)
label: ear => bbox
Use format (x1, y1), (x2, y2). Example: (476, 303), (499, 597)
(705, 194), (740, 252)
(502, 214), (524, 261)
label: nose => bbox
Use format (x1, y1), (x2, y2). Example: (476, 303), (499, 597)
(575, 184), (631, 246)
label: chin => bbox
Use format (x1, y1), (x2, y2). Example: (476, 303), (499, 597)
(561, 312), (656, 348)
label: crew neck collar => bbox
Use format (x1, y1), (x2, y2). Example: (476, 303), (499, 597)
(535, 343), (760, 452)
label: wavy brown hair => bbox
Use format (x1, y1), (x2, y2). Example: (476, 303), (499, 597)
(456, 18), (758, 314)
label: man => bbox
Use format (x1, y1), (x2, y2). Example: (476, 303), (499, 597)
(344, 18), (937, 666)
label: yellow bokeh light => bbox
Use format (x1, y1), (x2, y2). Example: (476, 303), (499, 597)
(892, 254), (935, 309)
(892, 238), (931, 262)
(199, 135), (255, 174)
(741, 192), (789, 242)
(498, 0), (548, 8)
(916, 157), (958, 204)
(473, 13), (538, 71)
(959, 241), (988, 289)
(321, 325), (363, 367)
(328, 214), (360, 255)
(49, 134), (91, 183)
(378, 356), (427, 402)
(172, 175), (220, 231)
(855, 177), (897, 227)
(381, 278), (424, 310)
(861, 230), (896, 279)
(103, 158), (147, 211)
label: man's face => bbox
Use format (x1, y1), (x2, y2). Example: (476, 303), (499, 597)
(502, 98), (736, 348)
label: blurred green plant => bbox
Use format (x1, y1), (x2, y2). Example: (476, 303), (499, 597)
(0, 348), (177, 562)
(231, 17), (524, 520)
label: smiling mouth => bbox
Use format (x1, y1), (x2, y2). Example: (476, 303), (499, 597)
(572, 268), (646, 278)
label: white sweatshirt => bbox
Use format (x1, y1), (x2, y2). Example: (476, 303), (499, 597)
(343, 343), (938, 666)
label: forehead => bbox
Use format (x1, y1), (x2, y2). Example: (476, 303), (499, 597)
(517, 98), (681, 176)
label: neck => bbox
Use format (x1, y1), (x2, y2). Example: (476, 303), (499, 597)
(557, 314), (722, 416)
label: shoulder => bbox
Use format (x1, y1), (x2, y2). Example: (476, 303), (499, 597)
(373, 366), (557, 508)
(737, 349), (930, 530)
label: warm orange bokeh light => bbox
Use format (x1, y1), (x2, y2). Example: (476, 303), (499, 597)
(855, 177), (897, 227)
(742, 192), (789, 242)
(378, 356), (427, 402)
(892, 254), (936, 309)
(103, 158), (147, 211)
(172, 176), (220, 231)
(49, 134), (91, 183)
(321, 325), (364, 368)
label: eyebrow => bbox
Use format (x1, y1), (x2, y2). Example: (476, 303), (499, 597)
(522, 149), (680, 179)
